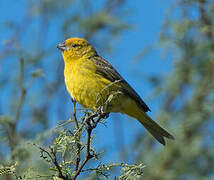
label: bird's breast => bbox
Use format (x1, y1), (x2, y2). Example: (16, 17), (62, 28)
(63, 58), (135, 113)
(64, 59), (109, 110)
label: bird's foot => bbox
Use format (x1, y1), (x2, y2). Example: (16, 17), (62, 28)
(97, 106), (109, 119)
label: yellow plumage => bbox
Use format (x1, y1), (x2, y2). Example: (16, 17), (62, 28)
(57, 37), (174, 145)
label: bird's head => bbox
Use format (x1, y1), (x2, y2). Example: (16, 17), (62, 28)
(57, 37), (97, 61)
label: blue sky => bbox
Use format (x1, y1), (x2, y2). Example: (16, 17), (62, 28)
(0, 0), (173, 166)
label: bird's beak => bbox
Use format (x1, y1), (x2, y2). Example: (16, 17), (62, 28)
(57, 42), (67, 51)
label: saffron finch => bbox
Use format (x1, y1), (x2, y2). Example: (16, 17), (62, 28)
(57, 37), (174, 145)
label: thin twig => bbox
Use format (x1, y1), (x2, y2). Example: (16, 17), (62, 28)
(72, 99), (79, 129)
(73, 123), (85, 137)
(33, 144), (68, 179)
(72, 117), (93, 180)
(50, 147), (66, 179)
(72, 99), (81, 172)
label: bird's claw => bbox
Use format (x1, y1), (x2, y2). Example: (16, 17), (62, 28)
(97, 106), (109, 119)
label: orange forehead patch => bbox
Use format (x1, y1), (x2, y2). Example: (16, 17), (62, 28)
(65, 37), (89, 45)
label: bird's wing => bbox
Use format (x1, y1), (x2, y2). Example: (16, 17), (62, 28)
(90, 56), (151, 112)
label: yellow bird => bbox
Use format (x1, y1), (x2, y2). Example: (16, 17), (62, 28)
(57, 37), (174, 145)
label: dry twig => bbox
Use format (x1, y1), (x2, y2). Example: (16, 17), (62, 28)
(72, 110), (109, 180)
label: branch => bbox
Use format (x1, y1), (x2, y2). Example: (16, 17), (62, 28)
(72, 111), (109, 180)
(50, 147), (66, 179)
(33, 144), (68, 180)
(72, 99), (79, 129)
(72, 99), (81, 172)
(34, 108), (109, 180)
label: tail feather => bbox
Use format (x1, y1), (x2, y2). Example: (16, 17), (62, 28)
(138, 114), (174, 145)
(121, 101), (174, 145)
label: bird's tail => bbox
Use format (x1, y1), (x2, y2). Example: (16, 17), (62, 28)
(121, 100), (174, 145)
(137, 113), (174, 145)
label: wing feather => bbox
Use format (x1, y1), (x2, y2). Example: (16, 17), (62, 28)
(90, 56), (151, 112)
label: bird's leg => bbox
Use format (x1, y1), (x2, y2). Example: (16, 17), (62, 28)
(98, 106), (110, 119)
(103, 112), (110, 119)
(96, 106), (109, 118)
(71, 98), (76, 103)
(97, 106), (103, 114)
(88, 106), (110, 128)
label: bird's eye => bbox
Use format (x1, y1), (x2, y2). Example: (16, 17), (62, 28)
(71, 44), (78, 48)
